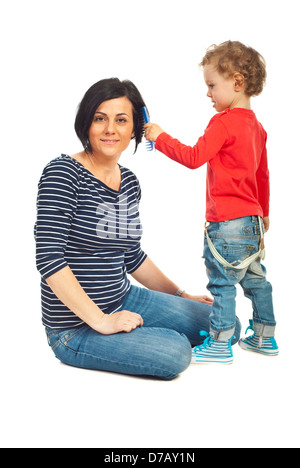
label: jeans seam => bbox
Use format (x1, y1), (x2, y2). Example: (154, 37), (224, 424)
(214, 234), (259, 240)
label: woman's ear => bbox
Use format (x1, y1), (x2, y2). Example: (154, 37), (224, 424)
(233, 73), (245, 91)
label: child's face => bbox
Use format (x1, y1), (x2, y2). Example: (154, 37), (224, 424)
(203, 64), (239, 112)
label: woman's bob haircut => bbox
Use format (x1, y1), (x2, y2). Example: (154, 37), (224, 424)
(75, 78), (147, 154)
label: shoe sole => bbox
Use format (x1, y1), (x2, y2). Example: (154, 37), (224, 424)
(239, 340), (279, 356)
(191, 357), (234, 364)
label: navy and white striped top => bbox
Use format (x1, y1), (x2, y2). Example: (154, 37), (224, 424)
(34, 155), (147, 329)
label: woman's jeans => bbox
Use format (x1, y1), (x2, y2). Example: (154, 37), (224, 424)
(45, 286), (241, 379)
(204, 216), (276, 341)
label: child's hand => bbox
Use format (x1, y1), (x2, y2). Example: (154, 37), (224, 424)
(144, 123), (164, 142)
(263, 216), (270, 232)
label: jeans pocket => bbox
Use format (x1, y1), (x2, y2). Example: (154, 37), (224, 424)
(46, 327), (83, 353)
(223, 244), (256, 262)
(223, 244), (256, 279)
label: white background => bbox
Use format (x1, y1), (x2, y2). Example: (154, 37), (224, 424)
(1, 0), (299, 448)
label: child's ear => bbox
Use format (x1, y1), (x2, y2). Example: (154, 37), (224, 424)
(233, 73), (245, 91)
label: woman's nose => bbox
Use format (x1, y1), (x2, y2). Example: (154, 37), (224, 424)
(105, 119), (116, 133)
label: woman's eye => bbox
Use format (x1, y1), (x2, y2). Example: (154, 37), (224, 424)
(93, 116), (129, 124)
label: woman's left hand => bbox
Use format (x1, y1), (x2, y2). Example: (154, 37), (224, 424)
(181, 292), (214, 304)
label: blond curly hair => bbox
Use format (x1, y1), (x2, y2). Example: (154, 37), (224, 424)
(200, 41), (266, 97)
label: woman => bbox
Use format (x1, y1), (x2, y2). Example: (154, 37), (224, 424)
(35, 78), (240, 379)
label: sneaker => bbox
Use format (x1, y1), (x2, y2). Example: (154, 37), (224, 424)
(239, 320), (279, 356)
(191, 331), (235, 364)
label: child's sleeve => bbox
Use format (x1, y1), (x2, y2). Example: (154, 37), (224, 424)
(256, 140), (270, 217)
(155, 117), (228, 169)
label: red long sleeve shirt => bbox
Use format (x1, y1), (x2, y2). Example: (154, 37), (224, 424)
(155, 108), (270, 222)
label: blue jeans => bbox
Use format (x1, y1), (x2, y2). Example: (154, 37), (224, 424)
(45, 285), (241, 379)
(204, 216), (276, 341)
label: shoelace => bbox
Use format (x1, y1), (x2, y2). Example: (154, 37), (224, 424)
(193, 331), (236, 354)
(193, 331), (211, 354)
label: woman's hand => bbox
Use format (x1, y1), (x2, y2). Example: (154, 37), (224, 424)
(181, 292), (214, 305)
(96, 310), (144, 335)
(144, 123), (164, 142)
(131, 258), (214, 306)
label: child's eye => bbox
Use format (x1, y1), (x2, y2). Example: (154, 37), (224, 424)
(209, 84), (214, 89)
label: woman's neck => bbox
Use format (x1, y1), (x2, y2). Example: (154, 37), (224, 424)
(72, 151), (122, 190)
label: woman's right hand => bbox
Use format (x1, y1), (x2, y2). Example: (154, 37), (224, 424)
(96, 310), (144, 335)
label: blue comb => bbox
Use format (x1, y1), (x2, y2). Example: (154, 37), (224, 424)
(142, 106), (155, 151)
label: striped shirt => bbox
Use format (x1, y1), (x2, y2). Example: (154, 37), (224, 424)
(34, 155), (147, 329)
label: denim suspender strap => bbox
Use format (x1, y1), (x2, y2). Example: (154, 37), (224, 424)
(204, 217), (266, 270)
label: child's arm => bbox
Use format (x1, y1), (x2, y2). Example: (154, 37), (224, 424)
(144, 119), (227, 169)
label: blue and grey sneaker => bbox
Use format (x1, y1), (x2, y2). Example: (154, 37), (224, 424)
(191, 331), (235, 364)
(239, 320), (279, 356)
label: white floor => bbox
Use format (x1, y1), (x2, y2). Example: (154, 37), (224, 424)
(2, 313), (299, 449)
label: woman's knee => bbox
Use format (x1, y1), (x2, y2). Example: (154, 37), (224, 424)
(155, 331), (192, 379)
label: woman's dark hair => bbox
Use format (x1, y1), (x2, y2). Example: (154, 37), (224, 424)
(75, 78), (147, 154)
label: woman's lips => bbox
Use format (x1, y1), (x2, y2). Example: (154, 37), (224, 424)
(101, 139), (119, 145)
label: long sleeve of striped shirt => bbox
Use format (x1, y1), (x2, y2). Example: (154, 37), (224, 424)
(34, 155), (147, 329)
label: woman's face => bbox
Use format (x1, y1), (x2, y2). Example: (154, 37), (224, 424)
(88, 96), (135, 159)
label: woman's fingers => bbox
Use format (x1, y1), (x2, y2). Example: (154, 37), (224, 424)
(119, 311), (143, 332)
